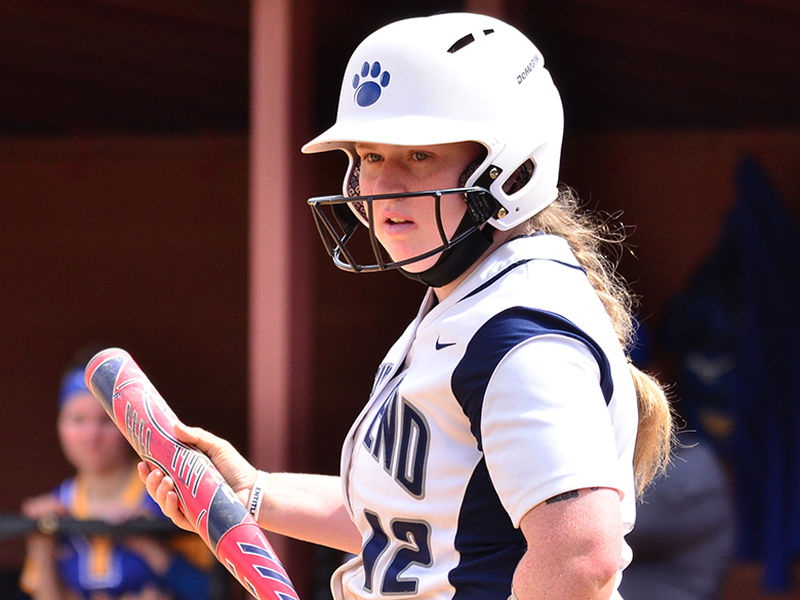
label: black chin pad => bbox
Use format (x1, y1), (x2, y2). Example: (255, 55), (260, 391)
(400, 211), (494, 288)
(332, 203), (360, 234)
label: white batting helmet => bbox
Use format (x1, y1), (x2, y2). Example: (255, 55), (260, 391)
(303, 12), (564, 284)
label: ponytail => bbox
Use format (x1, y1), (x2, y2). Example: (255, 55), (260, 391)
(629, 364), (673, 495)
(529, 187), (673, 496)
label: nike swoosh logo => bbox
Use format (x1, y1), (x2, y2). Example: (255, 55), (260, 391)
(435, 337), (456, 350)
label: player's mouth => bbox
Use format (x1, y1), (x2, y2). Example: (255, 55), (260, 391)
(381, 212), (415, 233)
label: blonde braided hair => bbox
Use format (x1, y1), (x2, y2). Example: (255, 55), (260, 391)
(527, 186), (673, 495)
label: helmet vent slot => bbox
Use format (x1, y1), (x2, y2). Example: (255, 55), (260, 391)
(502, 159), (535, 195)
(483, 29), (495, 35)
(447, 34), (475, 54)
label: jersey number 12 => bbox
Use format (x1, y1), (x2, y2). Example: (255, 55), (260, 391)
(362, 510), (432, 594)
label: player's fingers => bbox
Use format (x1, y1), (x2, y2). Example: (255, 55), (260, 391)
(145, 469), (193, 531)
(21, 495), (67, 519)
(168, 425), (256, 499)
(163, 489), (193, 531)
(143, 468), (167, 503)
(136, 461), (152, 483)
(155, 474), (175, 508)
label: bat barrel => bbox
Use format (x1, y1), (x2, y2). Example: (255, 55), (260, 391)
(84, 348), (301, 600)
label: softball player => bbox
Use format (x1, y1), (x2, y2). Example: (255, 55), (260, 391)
(142, 12), (672, 600)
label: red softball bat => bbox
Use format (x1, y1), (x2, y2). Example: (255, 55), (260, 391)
(84, 348), (300, 600)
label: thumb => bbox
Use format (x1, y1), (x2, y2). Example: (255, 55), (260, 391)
(172, 422), (216, 448)
(173, 423), (231, 462)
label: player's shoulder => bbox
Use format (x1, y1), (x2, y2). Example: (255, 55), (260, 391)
(447, 236), (589, 320)
(464, 234), (586, 297)
(441, 234), (625, 364)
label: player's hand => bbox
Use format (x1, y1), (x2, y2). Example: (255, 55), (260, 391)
(138, 422), (257, 529)
(21, 493), (67, 560)
(138, 464), (194, 532)
(171, 422), (258, 502)
(21, 493), (68, 521)
(24, 531), (59, 562)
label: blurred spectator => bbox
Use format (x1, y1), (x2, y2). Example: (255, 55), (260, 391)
(19, 349), (214, 600)
(619, 322), (736, 599)
(661, 156), (800, 591)
(619, 431), (735, 599)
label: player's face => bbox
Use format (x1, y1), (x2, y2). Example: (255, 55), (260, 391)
(58, 392), (130, 475)
(354, 141), (483, 273)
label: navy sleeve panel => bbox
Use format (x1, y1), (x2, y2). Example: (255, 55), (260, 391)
(451, 307), (614, 449)
(449, 457), (525, 599)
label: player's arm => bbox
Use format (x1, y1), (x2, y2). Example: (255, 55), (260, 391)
(480, 337), (628, 599)
(249, 472), (362, 553)
(511, 487), (622, 600)
(20, 494), (72, 600)
(140, 423), (361, 554)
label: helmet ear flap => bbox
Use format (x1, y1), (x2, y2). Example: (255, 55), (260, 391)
(458, 151), (486, 187)
(345, 158), (369, 224)
(347, 159), (361, 197)
(460, 148), (501, 226)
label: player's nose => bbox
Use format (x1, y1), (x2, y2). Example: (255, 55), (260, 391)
(369, 160), (409, 197)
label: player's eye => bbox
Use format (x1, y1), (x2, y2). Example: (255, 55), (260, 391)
(362, 152), (382, 163)
(411, 151), (429, 161)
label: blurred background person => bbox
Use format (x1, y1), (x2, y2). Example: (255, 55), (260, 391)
(618, 321), (736, 600)
(618, 431), (735, 600)
(19, 350), (213, 600)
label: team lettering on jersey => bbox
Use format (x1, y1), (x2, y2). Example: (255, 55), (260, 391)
(362, 378), (430, 499)
(370, 362), (395, 397)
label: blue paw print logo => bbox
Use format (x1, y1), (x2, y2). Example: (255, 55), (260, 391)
(352, 61), (390, 107)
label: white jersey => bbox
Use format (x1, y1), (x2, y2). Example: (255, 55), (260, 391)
(332, 234), (638, 600)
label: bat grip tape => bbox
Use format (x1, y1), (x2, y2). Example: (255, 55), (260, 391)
(247, 470), (270, 519)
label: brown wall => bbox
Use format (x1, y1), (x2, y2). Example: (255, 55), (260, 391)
(0, 134), (249, 567)
(562, 128), (800, 325)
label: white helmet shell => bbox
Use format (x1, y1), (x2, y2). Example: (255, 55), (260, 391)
(302, 12), (564, 230)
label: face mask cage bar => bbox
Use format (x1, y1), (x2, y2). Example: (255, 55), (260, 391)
(307, 187), (493, 274)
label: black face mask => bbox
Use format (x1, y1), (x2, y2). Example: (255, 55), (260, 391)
(307, 156), (503, 287)
(308, 185), (500, 284)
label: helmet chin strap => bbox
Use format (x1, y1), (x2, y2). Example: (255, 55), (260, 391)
(399, 211), (495, 287)
(399, 156), (500, 288)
